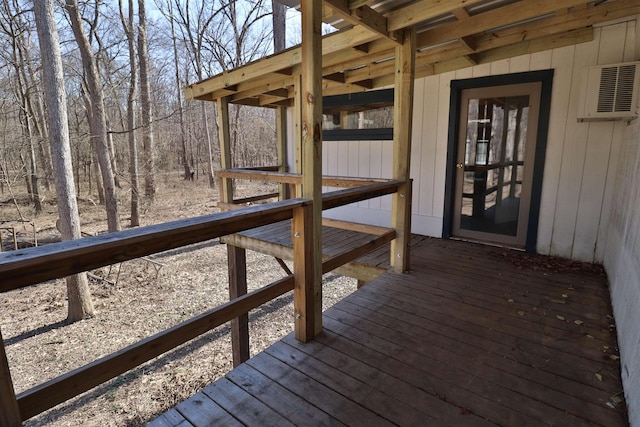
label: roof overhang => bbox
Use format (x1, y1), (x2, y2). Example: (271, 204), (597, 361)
(185, 0), (640, 107)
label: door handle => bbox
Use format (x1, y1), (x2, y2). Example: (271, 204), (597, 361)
(456, 163), (464, 169)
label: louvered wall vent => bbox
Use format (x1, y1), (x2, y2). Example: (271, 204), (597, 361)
(577, 61), (640, 122)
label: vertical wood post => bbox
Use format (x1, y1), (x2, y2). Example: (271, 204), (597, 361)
(292, 204), (315, 341)
(227, 245), (249, 366)
(391, 29), (416, 273)
(293, 74), (304, 198)
(217, 97), (233, 203)
(276, 106), (289, 200)
(0, 329), (21, 426)
(217, 96), (249, 365)
(295, 0), (322, 341)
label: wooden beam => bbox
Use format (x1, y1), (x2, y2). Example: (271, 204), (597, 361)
(296, 0), (323, 341)
(0, 199), (306, 292)
(390, 29), (415, 274)
(0, 329), (21, 426)
(227, 245), (249, 367)
(185, 25), (379, 100)
(276, 107), (288, 200)
(417, 0), (593, 47)
(386, 0), (486, 32)
(324, 0), (395, 43)
(451, 7), (470, 20)
(217, 97), (233, 203)
(472, 0), (640, 52)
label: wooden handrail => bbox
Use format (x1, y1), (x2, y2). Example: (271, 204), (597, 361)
(322, 180), (401, 210)
(0, 181), (401, 423)
(215, 168), (394, 188)
(16, 275), (295, 420)
(0, 199), (307, 293)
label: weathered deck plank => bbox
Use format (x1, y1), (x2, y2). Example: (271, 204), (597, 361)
(149, 238), (627, 427)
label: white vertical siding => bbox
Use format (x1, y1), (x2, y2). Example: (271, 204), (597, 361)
(604, 115), (640, 427)
(309, 18), (638, 263)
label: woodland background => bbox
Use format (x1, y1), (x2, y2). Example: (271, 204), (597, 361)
(0, 0), (294, 226)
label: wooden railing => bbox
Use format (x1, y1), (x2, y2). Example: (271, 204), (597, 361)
(215, 167), (395, 210)
(0, 180), (401, 425)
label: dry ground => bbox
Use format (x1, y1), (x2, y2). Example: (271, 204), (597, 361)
(0, 172), (356, 426)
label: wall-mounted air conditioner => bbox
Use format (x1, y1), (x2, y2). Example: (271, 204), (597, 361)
(577, 61), (640, 122)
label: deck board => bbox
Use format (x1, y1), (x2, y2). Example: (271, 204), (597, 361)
(220, 220), (403, 281)
(149, 238), (627, 426)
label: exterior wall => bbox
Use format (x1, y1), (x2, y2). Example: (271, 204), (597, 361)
(311, 18), (638, 263)
(603, 17), (640, 427)
(604, 112), (640, 427)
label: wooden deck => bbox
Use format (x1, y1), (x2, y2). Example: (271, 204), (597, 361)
(150, 238), (627, 426)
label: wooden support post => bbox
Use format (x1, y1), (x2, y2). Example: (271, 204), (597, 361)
(217, 96), (233, 203)
(390, 29), (416, 273)
(218, 96), (249, 364)
(293, 74), (303, 198)
(292, 204), (316, 341)
(0, 329), (21, 426)
(276, 106), (289, 200)
(295, 0), (323, 341)
(227, 245), (249, 367)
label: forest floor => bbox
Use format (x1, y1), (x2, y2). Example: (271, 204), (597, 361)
(0, 172), (356, 426)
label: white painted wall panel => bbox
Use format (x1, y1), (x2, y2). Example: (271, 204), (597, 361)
(294, 18), (638, 263)
(604, 115), (640, 426)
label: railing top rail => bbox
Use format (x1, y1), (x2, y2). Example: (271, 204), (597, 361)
(215, 168), (396, 188)
(322, 180), (402, 210)
(0, 198), (307, 293)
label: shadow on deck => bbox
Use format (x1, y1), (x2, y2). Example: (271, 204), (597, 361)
(150, 238), (627, 426)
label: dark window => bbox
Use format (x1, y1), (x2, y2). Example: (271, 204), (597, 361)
(322, 89), (394, 141)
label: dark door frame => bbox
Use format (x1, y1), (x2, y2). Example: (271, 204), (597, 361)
(442, 70), (554, 252)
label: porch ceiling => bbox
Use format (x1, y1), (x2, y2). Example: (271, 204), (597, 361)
(185, 0), (640, 107)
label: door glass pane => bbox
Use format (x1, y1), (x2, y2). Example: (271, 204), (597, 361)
(459, 95), (530, 237)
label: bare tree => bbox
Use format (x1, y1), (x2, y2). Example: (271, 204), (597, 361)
(272, 0), (286, 54)
(33, 0), (95, 322)
(0, 0), (42, 213)
(119, 0), (140, 226)
(138, 0), (156, 200)
(65, 0), (121, 232)
(166, 0), (192, 180)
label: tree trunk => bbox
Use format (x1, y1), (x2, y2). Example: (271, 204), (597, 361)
(65, 0), (120, 232)
(167, 0), (192, 180)
(119, 0), (140, 227)
(34, 0), (95, 322)
(272, 0), (286, 53)
(138, 0), (156, 200)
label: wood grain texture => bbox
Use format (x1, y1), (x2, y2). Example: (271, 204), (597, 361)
(0, 199), (305, 292)
(153, 238), (626, 426)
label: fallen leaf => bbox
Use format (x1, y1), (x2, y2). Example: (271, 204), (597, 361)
(556, 315), (565, 320)
(507, 298), (514, 303)
(612, 396), (623, 403)
(518, 311), (525, 316)
(574, 320), (584, 325)
(595, 373), (603, 382)
(562, 293), (568, 298)
(610, 355), (620, 361)
(587, 334), (594, 339)
(551, 299), (566, 304)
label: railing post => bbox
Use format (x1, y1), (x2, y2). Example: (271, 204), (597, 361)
(0, 328), (21, 426)
(391, 28), (416, 273)
(292, 203), (319, 342)
(227, 245), (249, 367)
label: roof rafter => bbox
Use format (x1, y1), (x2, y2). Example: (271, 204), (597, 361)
(417, 0), (595, 47)
(324, 0), (397, 43)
